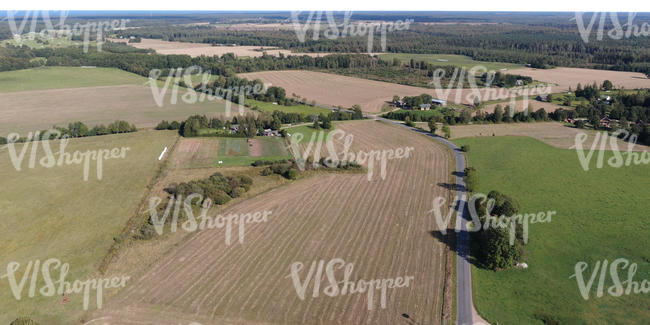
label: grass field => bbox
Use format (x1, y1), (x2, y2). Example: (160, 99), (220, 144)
(378, 53), (521, 72)
(453, 136), (650, 324)
(92, 120), (453, 324)
(246, 99), (331, 115)
(0, 130), (178, 324)
(0, 67), (247, 136)
(0, 67), (147, 92)
(285, 124), (337, 143)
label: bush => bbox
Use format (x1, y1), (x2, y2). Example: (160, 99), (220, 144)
(286, 169), (299, 180)
(461, 145), (470, 152)
(11, 318), (39, 325)
(231, 186), (246, 198)
(464, 167), (478, 192)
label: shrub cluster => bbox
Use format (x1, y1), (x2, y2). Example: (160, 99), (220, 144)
(165, 172), (253, 205)
(472, 191), (525, 270)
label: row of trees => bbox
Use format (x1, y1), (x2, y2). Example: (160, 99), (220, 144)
(1, 120), (137, 143)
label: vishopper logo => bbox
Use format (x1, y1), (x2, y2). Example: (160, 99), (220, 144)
(570, 258), (649, 300)
(4, 10), (129, 52)
(144, 193), (271, 244)
(288, 258), (414, 310)
(573, 12), (650, 43)
(428, 65), (552, 113)
(571, 129), (650, 171)
(429, 193), (555, 245)
(5, 130), (130, 181)
(0, 258), (130, 310)
(290, 11), (412, 53)
(287, 128), (414, 181)
(147, 66), (266, 118)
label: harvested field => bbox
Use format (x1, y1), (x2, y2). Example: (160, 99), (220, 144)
(507, 67), (650, 91)
(109, 38), (338, 58)
(170, 138), (221, 169)
(92, 120), (454, 325)
(239, 70), (549, 112)
(450, 122), (648, 151)
(0, 84), (246, 136)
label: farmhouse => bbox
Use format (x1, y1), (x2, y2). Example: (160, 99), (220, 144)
(600, 116), (612, 128)
(263, 129), (280, 136)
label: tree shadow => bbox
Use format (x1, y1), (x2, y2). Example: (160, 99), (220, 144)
(451, 171), (465, 177)
(437, 182), (466, 192)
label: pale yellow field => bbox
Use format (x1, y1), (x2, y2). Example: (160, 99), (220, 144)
(0, 85), (247, 136)
(507, 67), (650, 91)
(239, 70), (549, 112)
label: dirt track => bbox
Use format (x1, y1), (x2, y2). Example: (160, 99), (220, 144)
(92, 120), (454, 324)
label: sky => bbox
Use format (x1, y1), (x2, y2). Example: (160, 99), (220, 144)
(2, 0), (649, 12)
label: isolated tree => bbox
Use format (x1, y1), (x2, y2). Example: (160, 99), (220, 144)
(428, 119), (437, 134)
(392, 95), (400, 103)
(322, 117), (332, 129)
(493, 105), (503, 123)
(313, 119), (321, 130)
(602, 80), (613, 91)
(442, 124), (451, 138)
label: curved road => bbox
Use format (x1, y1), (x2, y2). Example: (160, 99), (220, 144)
(374, 117), (477, 325)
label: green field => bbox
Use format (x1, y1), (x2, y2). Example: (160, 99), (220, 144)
(0, 66), (148, 92)
(246, 99), (331, 115)
(285, 124), (338, 143)
(378, 53), (521, 72)
(453, 136), (650, 324)
(215, 136), (290, 166)
(0, 130), (178, 324)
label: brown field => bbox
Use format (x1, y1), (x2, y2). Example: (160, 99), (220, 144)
(507, 67), (650, 91)
(109, 38), (341, 58)
(91, 120), (454, 324)
(170, 138), (222, 169)
(449, 122), (647, 151)
(0, 85), (248, 136)
(239, 70), (549, 112)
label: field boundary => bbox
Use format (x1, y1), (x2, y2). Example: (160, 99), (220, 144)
(97, 132), (181, 274)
